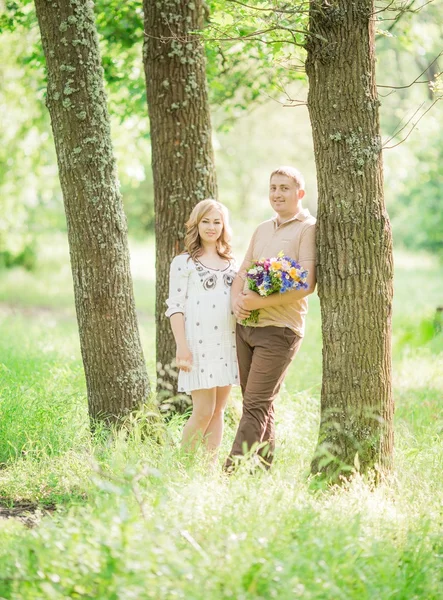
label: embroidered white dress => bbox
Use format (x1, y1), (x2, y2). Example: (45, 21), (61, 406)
(165, 253), (239, 394)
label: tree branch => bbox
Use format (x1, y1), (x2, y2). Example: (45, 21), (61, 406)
(373, 0), (398, 16)
(375, 0), (437, 32)
(210, 24), (308, 40)
(377, 51), (442, 94)
(225, 0), (310, 14)
(383, 97), (442, 150)
(384, 102), (425, 146)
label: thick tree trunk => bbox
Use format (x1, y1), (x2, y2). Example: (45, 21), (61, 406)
(143, 0), (217, 408)
(306, 0), (394, 479)
(34, 0), (150, 424)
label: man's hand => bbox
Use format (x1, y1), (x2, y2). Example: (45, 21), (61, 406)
(233, 294), (252, 321)
(175, 344), (193, 372)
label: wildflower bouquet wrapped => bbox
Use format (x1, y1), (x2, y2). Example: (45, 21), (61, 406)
(242, 251), (308, 325)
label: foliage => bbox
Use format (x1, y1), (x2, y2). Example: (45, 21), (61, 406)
(377, 0), (443, 257)
(0, 245), (36, 270)
(1, 0), (442, 255)
(389, 127), (443, 257)
(95, 0), (147, 121)
(204, 0), (308, 125)
(0, 0), (308, 253)
(1, 0), (308, 121)
(0, 16), (60, 269)
(0, 0), (29, 32)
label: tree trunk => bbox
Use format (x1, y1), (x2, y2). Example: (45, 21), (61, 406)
(306, 0), (394, 479)
(34, 0), (150, 424)
(143, 0), (217, 409)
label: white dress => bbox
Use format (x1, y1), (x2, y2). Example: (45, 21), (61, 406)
(165, 253), (239, 394)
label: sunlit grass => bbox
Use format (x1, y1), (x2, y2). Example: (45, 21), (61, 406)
(0, 241), (442, 598)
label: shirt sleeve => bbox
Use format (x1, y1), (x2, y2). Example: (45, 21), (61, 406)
(237, 228), (257, 281)
(298, 223), (316, 264)
(165, 255), (190, 318)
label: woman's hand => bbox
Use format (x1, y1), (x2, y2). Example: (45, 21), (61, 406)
(233, 295), (252, 321)
(176, 344), (193, 372)
(237, 290), (263, 311)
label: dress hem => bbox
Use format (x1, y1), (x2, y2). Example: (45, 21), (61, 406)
(178, 381), (239, 395)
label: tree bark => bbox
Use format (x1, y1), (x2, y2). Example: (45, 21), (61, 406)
(306, 0), (394, 479)
(143, 0), (217, 408)
(34, 0), (150, 424)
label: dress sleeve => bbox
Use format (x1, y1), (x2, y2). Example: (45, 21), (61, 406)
(165, 255), (190, 318)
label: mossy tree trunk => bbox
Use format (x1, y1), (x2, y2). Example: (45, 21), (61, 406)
(34, 0), (150, 424)
(143, 0), (217, 408)
(306, 0), (394, 479)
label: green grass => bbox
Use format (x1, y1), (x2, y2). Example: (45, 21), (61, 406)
(0, 242), (442, 599)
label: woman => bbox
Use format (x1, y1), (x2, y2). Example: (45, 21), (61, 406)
(166, 199), (238, 461)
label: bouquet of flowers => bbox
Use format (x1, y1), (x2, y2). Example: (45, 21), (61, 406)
(242, 251), (309, 325)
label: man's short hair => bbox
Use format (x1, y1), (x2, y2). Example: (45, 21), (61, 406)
(270, 166), (305, 190)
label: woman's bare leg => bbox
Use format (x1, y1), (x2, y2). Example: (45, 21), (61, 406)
(204, 385), (231, 461)
(181, 388), (216, 451)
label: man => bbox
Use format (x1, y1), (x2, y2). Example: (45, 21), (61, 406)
(225, 166), (317, 470)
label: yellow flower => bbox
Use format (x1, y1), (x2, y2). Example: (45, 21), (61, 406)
(289, 267), (298, 278)
(281, 260), (290, 271)
(271, 261), (282, 270)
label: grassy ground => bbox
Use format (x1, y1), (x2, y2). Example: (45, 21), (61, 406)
(0, 238), (442, 599)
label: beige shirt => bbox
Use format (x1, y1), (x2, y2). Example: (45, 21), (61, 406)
(238, 208), (316, 337)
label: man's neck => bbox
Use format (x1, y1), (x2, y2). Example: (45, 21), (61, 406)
(276, 205), (304, 226)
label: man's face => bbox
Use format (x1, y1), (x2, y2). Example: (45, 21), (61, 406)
(269, 174), (305, 221)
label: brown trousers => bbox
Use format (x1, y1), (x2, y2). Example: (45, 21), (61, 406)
(225, 324), (302, 469)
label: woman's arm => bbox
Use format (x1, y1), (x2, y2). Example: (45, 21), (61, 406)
(231, 230), (257, 320)
(165, 255), (193, 372)
(231, 275), (251, 321)
(170, 313), (193, 372)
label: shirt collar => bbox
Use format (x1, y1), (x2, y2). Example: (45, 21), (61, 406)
(272, 208), (310, 228)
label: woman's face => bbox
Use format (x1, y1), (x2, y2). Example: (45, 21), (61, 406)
(198, 208), (224, 244)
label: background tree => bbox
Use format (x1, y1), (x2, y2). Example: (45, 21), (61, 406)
(306, 0), (394, 478)
(33, 0), (150, 424)
(142, 0), (218, 405)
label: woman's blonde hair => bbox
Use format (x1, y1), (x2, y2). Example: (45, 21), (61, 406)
(184, 199), (233, 261)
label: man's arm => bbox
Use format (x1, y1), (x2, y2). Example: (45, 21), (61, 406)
(238, 222), (317, 311)
(231, 229), (258, 321)
(238, 258), (316, 311)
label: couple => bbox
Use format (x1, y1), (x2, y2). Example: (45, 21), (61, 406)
(165, 166), (316, 469)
